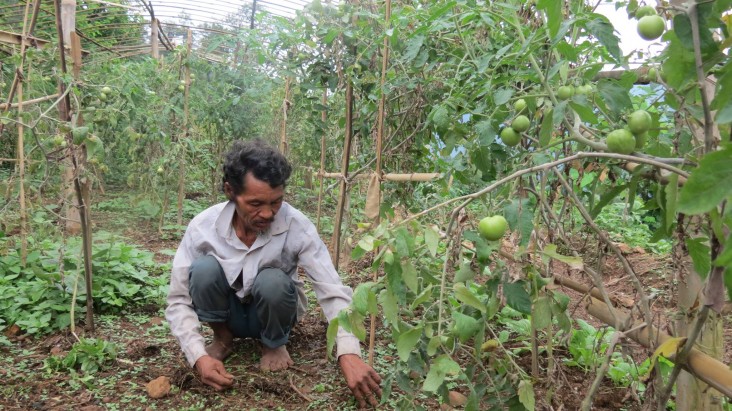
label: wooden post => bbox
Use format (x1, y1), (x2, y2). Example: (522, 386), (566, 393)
(177, 29), (192, 227)
(60, 0), (76, 45)
(331, 81), (354, 269)
(151, 18), (159, 59)
(279, 77), (291, 156)
(367, 0), (391, 367)
(56, 0), (94, 332)
(316, 88), (328, 231)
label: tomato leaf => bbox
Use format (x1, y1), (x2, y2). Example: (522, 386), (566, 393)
(423, 355), (461, 392)
(396, 326), (423, 362)
(686, 237), (711, 279)
(677, 146), (732, 215)
(585, 14), (622, 63)
(503, 281), (532, 315)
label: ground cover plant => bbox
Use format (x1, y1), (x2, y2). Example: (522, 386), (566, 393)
(2, 0), (732, 410)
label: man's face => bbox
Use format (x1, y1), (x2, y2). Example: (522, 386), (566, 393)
(228, 172), (284, 235)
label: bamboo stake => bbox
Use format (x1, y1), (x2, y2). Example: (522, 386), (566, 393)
(319, 172), (439, 182)
(16, 0), (31, 266)
(368, 0), (391, 367)
(316, 88), (327, 231)
(0, 93), (60, 110)
(177, 29), (192, 228)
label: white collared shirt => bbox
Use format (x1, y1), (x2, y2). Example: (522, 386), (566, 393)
(165, 200), (361, 367)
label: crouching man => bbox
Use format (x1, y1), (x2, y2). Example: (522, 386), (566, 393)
(166, 139), (381, 408)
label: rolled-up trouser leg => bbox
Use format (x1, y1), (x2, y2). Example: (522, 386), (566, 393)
(188, 255), (231, 323)
(250, 267), (298, 348)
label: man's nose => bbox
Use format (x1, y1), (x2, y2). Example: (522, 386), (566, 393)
(259, 206), (274, 219)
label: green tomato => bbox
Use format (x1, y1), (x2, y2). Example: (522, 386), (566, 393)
(478, 215), (508, 241)
(511, 115), (531, 133)
(606, 129), (636, 154)
(638, 15), (665, 41)
(500, 127), (521, 147)
(628, 110), (652, 135)
(635, 5), (657, 18)
(514, 98), (527, 113)
(557, 85), (574, 100)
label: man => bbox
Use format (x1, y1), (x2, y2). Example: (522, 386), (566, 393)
(166, 139), (381, 408)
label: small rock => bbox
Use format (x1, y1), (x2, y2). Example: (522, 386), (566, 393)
(448, 391), (468, 407)
(50, 345), (64, 357)
(146, 376), (171, 399)
(149, 317), (164, 326)
(4, 324), (20, 337)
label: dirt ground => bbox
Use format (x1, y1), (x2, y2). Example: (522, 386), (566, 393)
(0, 189), (729, 410)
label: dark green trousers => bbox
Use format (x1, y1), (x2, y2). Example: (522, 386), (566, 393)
(188, 255), (298, 348)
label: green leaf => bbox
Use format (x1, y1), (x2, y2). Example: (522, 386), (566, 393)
(453, 283), (486, 313)
(351, 282), (375, 315)
(539, 109), (554, 147)
(590, 183), (627, 218)
(518, 380), (536, 411)
(475, 120), (497, 145)
(454, 263), (476, 283)
(541, 244), (583, 270)
(585, 14), (622, 63)
(451, 311), (480, 342)
(422, 355), (461, 392)
(494, 88), (514, 106)
(665, 174), (679, 232)
(403, 35), (425, 63)
(596, 79), (632, 116)
(401, 260), (419, 293)
(677, 147), (732, 215)
(686, 238), (711, 279)
(425, 226), (440, 257)
(537, 0), (562, 38)
(348, 311), (366, 341)
(569, 101), (599, 124)
(379, 289), (399, 326)
(504, 198), (535, 247)
(395, 227), (415, 256)
(724, 267), (732, 302)
(532, 296), (552, 329)
(504, 281), (532, 314)
(397, 326), (423, 362)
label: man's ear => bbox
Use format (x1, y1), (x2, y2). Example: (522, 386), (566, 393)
(223, 182), (234, 200)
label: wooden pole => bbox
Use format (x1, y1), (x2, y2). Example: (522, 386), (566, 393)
(16, 0), (31, 266)
(330, 80), (354, 269)
(279, 77), (291, 156)
(177, 29), (192, 228)
(56, 0), (94, 332)
(151, 18), (159, 59)
(316, 88), (328, 231)
(368, 0), (391, 367)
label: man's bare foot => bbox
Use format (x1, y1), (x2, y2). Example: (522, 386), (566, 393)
(205, 339), (234, 362)
(260, 345), (294, 371)
(206, 322), (234, 362)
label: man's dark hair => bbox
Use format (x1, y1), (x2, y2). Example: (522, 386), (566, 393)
(222, 139), (292, 195)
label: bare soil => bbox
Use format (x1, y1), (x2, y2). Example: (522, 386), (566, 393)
(0, 188), (728, 410)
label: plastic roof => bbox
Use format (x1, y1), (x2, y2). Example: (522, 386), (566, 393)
(0, 0), (341, 64)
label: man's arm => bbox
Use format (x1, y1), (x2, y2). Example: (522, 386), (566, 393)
(166, 230), (234, 390)
(293, 216), (382, 405)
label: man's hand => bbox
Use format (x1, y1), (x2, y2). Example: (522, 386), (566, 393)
(338, 354), (382, 409)
(195, 355), (234, 391)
